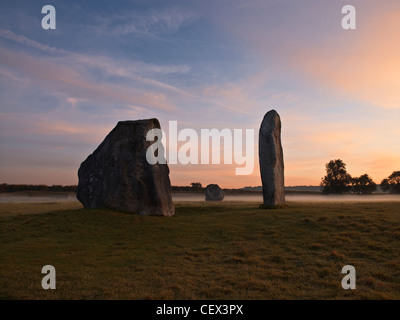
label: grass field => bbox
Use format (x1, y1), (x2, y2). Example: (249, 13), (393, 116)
(0, 200), (399, 299)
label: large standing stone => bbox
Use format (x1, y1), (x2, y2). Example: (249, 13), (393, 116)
(205, 184), (225, 201)
(259, 110), (285, 207)
(77, 119), (175, 216)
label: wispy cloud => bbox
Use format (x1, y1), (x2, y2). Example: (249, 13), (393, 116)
(1, 28), (264, 117)
(0, 48), (177, 112)
(91, 8), (196, 37)
(0, 28), (67, 54)
(0, 29), (197, 112)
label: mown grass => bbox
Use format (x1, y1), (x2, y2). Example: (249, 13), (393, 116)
(0, 200), (399, 299)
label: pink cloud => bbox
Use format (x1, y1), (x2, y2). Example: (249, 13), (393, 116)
(288, 6), (400, 110)
(0, 46), (178, 112)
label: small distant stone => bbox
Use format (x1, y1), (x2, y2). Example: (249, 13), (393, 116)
(205, 184), (225, 201)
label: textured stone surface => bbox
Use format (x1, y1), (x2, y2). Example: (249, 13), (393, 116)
(77, 119), (175, 216)
(259, 110), (285, 206)
(205, 184), (225, 201)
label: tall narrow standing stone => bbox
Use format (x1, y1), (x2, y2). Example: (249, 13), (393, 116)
(77, 119), (175, 216)
(259, 110), (285, 207)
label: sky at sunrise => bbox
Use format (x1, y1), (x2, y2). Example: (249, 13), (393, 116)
(0, 0), (399, 188)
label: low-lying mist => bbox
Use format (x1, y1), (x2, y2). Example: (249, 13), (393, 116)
(1, 192), (399, 203)
(173, 193), (400, 202)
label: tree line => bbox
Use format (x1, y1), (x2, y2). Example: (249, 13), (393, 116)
(0, 184), (77, 193)
(2, 167), (399, 195)
(171, 182), (204, 192)
(0, 183), (206, 193)
(320, 159), (400, 194)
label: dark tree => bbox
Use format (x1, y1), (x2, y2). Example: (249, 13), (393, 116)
(0, 184), (78, 193)
(380, 171), (400, 193)
(320, 159), (352, 194)
(190, 182), (203, 190)
(351, 174), (377, 194)
(0, 183), (7, 193)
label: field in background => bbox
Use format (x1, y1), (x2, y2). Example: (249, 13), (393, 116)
(0, 200), (400, 299)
